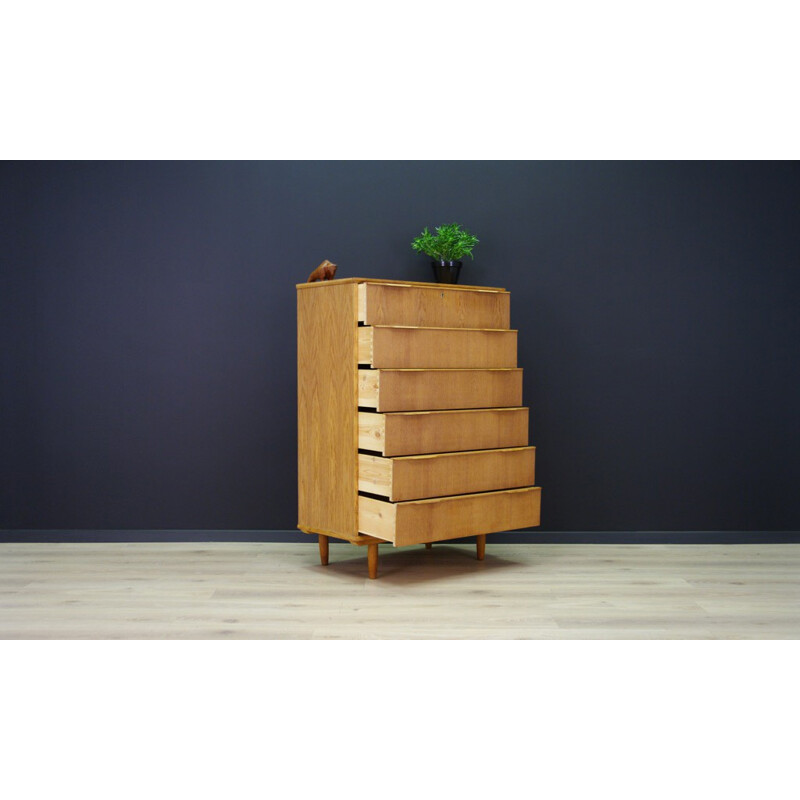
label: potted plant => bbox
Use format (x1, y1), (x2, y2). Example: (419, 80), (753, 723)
(411, 223), (479, 284)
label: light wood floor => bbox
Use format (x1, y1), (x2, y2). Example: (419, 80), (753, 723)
(1, 542), (798, 639)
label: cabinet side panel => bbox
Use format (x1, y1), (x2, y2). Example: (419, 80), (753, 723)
(297, 283), (358, 538)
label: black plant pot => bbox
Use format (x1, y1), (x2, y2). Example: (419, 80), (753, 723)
(432, 260), (462, 284)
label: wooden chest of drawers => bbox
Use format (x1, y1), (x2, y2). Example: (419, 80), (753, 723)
(297, 278), (541, 578)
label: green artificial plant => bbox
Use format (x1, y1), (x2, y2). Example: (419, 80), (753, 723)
(411, 223), (479, 262)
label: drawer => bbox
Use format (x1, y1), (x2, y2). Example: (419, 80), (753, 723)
(359, 486), (541, 546)
(357, 282), (510, 329)
(358, 326), (517, 369)
(359, 446), (535, 501)
(358, 368), (522, 412)
(359, 408), (530, 456)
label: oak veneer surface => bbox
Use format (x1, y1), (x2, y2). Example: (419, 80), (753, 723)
(297, 282), (358, 539)
(358, 326), (518, 369)
(3, 542), (798, 639)
(358, 408), (530, 456)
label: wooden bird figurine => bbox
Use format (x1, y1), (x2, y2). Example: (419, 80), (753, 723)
(307, 260), (337, 282)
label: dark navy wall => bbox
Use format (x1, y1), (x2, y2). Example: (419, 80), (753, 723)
(2, 161), (799, 537)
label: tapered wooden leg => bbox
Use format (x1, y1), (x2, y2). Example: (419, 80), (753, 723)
(367, 542), (379, 579)
(318, 534), (329, 566)
(476, 534), (486, 561)
(425, 542), (433, 549)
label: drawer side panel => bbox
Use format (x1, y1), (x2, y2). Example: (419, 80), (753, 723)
(358, 495), (397, 543)
(357, 453), (393, 496)
(358, 411), (387, 453)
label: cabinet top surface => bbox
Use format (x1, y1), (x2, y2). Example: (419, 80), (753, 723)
(296, 277), (507, 293)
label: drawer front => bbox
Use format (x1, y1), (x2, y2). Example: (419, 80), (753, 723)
(358, 326), (517, 369)
(359, 408), (530, 456)
(359, 487), (541, 546)
(358, 283), (510, 329)
(359, 446), (535, 501)
(358, 369), (522, 412)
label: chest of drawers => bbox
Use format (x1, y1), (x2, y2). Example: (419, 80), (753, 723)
(296, 278), (541, 578)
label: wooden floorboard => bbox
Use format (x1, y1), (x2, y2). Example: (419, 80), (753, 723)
(0, 542), (798, 639)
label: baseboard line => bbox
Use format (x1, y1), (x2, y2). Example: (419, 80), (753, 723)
(1, 530), (799, 544)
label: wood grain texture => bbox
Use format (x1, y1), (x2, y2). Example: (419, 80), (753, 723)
(357, 453), (393, 496)
(359, 487), (541, 546)
(2, 542), (798, 639)
(359, 408), (530, 456)
(297, 282), (358, 539)
(358, 326), (518, 369)
(359, 368), (523, 412)
(361, 283), (510, 328)
(357, 326), (372, 364)
(358, 369), (379, 406)
(358, 411), (388, 452)
(360, 446), (535, 501)
(359, 495), (396, 541)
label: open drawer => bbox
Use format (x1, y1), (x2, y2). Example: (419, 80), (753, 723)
(359, 486), (541, 546)
(358, 326), (517, 369)
(359, 446), (535, 501)
(357, 282), (510, 329)
(358, 368), (523, 412)
(358, 408), (529, 456)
